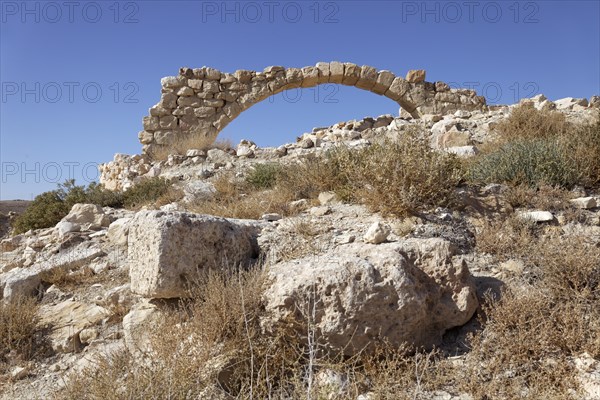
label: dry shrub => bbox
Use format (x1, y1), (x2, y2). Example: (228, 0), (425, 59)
(189, 173), (289, 219)
(276, 154), (348, 201)
(38, 267), (96, 292)
(361, 344), (456, 399)
(468, 137), (577, 188)
(267, 218), (328, 262)
(0, 296), (41, 372)
(460, 289), (581, 399)
(475, 214), (540, 261)
(469, 105), (600, 189)
(562, 115), (600, 186)
(492, 102), (570, 144)
(122, 177), (183, 210)
(504, 184), (571, 211)
(462, 234), (600, 398)
(60, 266), (307, 399)
(320, 131), (463, 217)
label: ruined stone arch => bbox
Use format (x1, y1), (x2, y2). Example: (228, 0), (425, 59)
(138, 62), (486, 154)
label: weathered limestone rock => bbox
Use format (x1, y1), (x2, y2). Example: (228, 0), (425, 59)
(372, 71), (396, 95)
(518, 210), (555, 222)
(55, 221), (80, 238)
(1, 241), (104, 302)
(38, 300), (110, 353)
(555, 97), (589, 110)
(318, 191), (339, 206)
(107, 217), (131, 247)
(406, 69), (426, 83)
(128, 211), (259, 298)
(182, 180), (216, 203)
(363, 221), (391, 244)
(123, 300), (162, 357)
(262, 240), (477, 355)
(570, 197), (597, 209)
(61, 203), (111, 229)
(329, 61), (344, 84)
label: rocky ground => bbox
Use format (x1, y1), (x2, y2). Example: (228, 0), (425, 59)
(1, 94), (600, 399)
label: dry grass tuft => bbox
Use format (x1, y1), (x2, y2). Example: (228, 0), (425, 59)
(492, 102), (571, 144)
(148, 132), (233, 161)
(0, 296), (42, 373)
(504, 184), (571, 211)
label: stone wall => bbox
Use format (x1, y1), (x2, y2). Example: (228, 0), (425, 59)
(139, 62), (487, 155)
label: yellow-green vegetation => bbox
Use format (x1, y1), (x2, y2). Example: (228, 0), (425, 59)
(468, 104), (600, 188)
(120, 177), (182, 210)
(11, 180), (122, 234)
(245, 163), (282, 189)
(12, 177), (182, 234)
(191, 129), (463, 219)
(329, 131), (463, 216)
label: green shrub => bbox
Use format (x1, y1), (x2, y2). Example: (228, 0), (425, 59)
(245, 163), (281, 189)
(122, 177), (180, 209)
(12, 180), (124, 234)
(468, 138), (577, 188)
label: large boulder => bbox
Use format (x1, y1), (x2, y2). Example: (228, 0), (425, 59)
(262, 239), (477, 355)
(107, 217), (132, 247)
(128, 211), (260, 298)
(61, 203), (111, 230)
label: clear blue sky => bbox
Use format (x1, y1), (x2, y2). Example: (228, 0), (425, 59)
(1, 0), (599, 200)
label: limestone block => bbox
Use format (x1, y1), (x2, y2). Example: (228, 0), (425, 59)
(262, 240), (477, 355)
(203, 67), (222, 80)
(355, 65), (378, 90)
(161, 76), (187, 88)
(385, 77), (411, 101)
(128, 211), (259, 298)
(301, 66), (319, 88)
(372, 71), (395, 95)
(234, 70), (254, 83)
(316, 62), (331, 83)
(188, 79), (204, 90)
(406, 70), (426, 83)
(177, 86), (194, 96)
(329, 61), (344, 84)
(194, 107), (217, 118)
(159, 116), (178, 130)
(177, 96), (202, 107)
(203, 81), (220, 94)
(159, 93), (178, 109)
(341, 63), (361, 85)
(142, 116), (159, 131)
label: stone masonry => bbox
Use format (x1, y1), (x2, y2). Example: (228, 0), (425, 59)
(139, 62), (487, 155)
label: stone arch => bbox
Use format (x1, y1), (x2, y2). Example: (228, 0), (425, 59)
(139, 62), (486, 154)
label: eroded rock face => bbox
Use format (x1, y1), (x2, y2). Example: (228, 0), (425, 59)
(128, 210), (260, 298)
(1, 241), (104, 302)
(262, 239), (477, 356)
